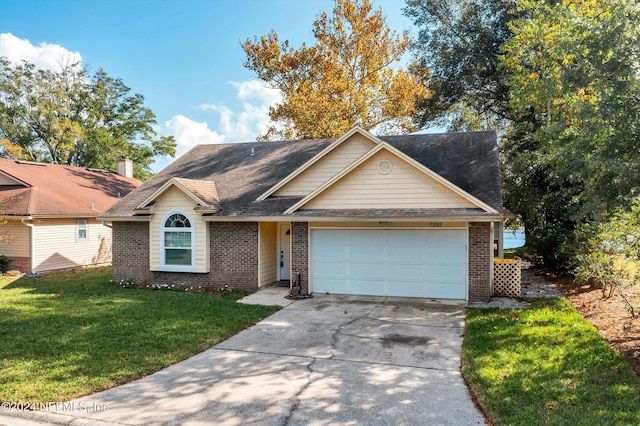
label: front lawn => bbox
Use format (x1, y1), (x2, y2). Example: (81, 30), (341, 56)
(0, 267), (280, 403)
(463, 298), (640, 425)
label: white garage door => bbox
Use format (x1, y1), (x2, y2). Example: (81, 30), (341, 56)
(311, 229), (467, 299)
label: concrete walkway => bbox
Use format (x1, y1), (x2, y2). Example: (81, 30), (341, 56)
(4, 294), (485, 426)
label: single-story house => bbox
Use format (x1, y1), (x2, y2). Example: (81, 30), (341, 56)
(0, 158), (141, 273)
(102, 127), (507, 303)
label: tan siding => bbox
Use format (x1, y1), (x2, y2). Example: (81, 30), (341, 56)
(0, 221), (30, 256)
(302, 151), (478, 210)
(0, 172), (22, 185)
(32, 218), (112, 272)
(259, 222), (277, 286)
(274, 134), (375, 196)
(150, 186), (209, 272)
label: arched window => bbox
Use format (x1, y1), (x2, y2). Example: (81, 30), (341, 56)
(162, 212), (194, 270)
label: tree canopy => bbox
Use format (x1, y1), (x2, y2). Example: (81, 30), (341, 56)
(0, 58), (176, 180)
(406, 0), (640, 269)
(242, 0), (429, 140)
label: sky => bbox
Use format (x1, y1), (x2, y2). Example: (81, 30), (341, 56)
(0, 0), (418, 172)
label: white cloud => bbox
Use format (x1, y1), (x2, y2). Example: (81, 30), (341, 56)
(154, 80), (281, 170)
(198, 80), (282, 142)
(160, 115), (225, 160)
(0, 33), (82, 71)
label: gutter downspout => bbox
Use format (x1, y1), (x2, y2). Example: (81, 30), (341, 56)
(21, 216), (35, 274)
(101, 220), (112, 229)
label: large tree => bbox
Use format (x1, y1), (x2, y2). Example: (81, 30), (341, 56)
(502, 0), (640, 218)
(242, 0), (429, 140)
(406, 0), (640, 268)
(404, 0), (523, 131)
(0, 58), (175, 180)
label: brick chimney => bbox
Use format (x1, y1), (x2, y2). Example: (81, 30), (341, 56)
(117, 157), (133, 179)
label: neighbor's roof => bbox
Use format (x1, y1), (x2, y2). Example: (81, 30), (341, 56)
(0, 159), (141, 217)
(104, 131), (504, 219)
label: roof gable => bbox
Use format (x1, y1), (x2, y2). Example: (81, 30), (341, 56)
(0, 170), (29, 187)
(285, 142), (498, 214)
(258, 126), (380, 200)
(136, 177), (220, 214)
(102, 130), (504, 220)
(0, 158), (141, 217)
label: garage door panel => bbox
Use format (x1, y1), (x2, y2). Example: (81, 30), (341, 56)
(388, 263), (425, 280)
(350, 245), (385, 261)
(314, 245), (346, 261)
(428, 283), (466, 299)
(427, 265), (466, 283)
(312, 229), (467, 300)
(427, 230), (466, 245)
(349, 279), (386, 295)
(388, 246), (425, 262)
(314, 229), (347, 241)
(314, 278), (347, 294)
(427, 246), (466, 263)
(349, 231), (384, 244)
(350, 262), (385, 278)
(387, 280), (428, 298)
(388, 230), (426, 246)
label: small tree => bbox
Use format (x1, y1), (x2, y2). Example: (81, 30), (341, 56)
(574, 201), (640, 316)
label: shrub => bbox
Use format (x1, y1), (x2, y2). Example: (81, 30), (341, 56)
(0, 255), (9, 273)
(574, 200), (640, 316)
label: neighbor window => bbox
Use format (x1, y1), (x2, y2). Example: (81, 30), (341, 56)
(162, 212), (194, 270)
(77, 219), (88, 240)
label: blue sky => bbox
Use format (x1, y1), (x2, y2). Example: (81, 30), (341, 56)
(0, 0), (417, 171)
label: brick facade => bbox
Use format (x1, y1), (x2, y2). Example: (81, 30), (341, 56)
(6, 257), (30, 273)
(291, 222), (309, 294)
(112, 221), (259, 290)
(208, 222), (258, 290)
(468, 222), (492, 302)
(113, 219), (493, 302)
(112, 221), (152, 283)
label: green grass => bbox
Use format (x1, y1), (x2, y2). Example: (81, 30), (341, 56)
(463, 298), (640, 425)
(0, 267), (281, 403)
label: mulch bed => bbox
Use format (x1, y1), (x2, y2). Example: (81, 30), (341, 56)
(543, 270), (640, 376)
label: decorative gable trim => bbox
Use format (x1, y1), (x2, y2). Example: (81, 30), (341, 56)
(256, 126), (381, 201)
(284, 142), (500, 215)
(136, 177), (220, 214)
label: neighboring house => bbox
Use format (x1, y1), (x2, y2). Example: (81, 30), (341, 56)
(101, 127), (508, 303)
(0, 158), (141, 273)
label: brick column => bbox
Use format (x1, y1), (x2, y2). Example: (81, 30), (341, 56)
(468, 222), (492, 302)
(291, 222), (309, 294)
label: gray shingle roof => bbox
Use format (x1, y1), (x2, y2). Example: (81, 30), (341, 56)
(103, 131), (504, 219)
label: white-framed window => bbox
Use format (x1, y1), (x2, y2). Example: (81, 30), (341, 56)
(77, 219), (88, 240)
(161, 211), (195, 272)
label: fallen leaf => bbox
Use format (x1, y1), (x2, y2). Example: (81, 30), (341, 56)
(610, 365), (618, 371)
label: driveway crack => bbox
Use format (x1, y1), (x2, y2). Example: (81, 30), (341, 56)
(329, 297), (386, 359)
(280, 358), (316, 426)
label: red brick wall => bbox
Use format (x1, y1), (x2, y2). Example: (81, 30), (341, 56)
(112, 221), (152, 284)
(6, 257), (30, 273)
(209, 222), (258, 290)
(468, 222), (492, 302)
(291, 222), (309, 294)
(112, 221), (260, 290)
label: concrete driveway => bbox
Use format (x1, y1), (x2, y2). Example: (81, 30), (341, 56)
(17, 294), (485, 426)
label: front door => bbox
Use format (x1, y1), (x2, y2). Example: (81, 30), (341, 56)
(279, 224), (291, 281)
